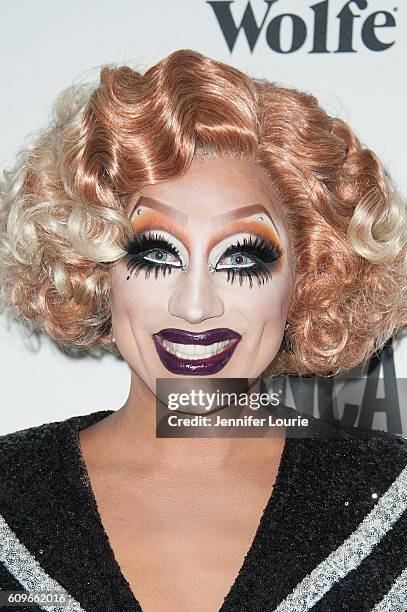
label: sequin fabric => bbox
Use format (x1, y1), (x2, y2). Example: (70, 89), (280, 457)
(0, 409), (406, 611)
(372, 567), (407, 611)
(273, 463), (407, 611)
(0, 515), (86, 612)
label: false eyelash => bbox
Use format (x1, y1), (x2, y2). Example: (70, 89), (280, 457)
(122, 231), (181, 258)
(121, 232), (284, 288)
(121, 231), (182, 280)
(219, 236), (284, 288)
(221, 235), (283, 263)
(224, 268), (269, 288)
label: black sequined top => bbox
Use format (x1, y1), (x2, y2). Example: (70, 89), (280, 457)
(0, 409), (406, 612)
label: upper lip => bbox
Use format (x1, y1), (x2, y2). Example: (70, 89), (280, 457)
(154, 328), (242, 345)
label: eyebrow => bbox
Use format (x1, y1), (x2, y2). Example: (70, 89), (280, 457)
(130, 196), (189, 227)
(211, 204), (280, 238)
(130, 197), (280, 237)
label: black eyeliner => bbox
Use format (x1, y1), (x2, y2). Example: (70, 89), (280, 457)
(122, 231), (182, 280)
(221, 236), (283, 264)
(122, 232), (283, 288)
(122, 232), (181, 259)
(217, 236), (284, 288)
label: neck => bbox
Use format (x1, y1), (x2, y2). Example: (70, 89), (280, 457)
(94, 370), (285, 477)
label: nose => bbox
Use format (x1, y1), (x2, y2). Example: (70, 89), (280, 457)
(168, 262), (225, 324)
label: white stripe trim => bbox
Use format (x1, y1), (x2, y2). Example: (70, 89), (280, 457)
(0, 514), (86, 612)
(273, 463), (407, 612)
(372, 567), (407, 611)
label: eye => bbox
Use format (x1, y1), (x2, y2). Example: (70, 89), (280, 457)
(215, 236), (284, 288)
(122, 232), (184, 280)
(144, 249), (182, 267)
(216, 253), (256, 270)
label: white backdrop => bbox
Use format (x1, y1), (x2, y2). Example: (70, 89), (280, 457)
(0, 0), (406, 434)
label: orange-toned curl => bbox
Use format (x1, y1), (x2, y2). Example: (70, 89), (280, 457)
(0, 49), (406, 375)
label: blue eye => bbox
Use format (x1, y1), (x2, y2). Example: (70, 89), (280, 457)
(217, 253), (255, 269)
(122, 232), (284, 288)
(215, 236), (284, 288)
(122, 232), (183, 280)
(144, 249), (182, 267)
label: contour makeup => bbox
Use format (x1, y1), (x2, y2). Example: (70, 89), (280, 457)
(110, 157), (294, 386)
(123, 195), (285, 375)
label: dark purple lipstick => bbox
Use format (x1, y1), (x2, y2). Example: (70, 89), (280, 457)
(152, 328), (242, 375)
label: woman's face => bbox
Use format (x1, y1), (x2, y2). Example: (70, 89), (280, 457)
(110, 156), (294, 392)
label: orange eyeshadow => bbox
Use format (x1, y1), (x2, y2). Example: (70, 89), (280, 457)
(130, 215), (282, 260)
(205, 220), (281, 257)
(130, 213), (190, 245)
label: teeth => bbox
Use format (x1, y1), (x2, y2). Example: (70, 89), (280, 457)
(161, 339), (231, 360)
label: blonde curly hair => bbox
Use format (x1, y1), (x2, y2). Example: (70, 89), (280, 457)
(0, 49), (406, 376)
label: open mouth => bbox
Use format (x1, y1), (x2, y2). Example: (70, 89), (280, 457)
(152, 328), (242, 375)
(160, 338), (232, 360)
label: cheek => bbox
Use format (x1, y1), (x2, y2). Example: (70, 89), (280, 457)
(244, 267), (293, 355)
(111, 268), (135, 321)
(256, 275), (291, 325)
(109, 269), (153, 378)
(217, 265), (292, 329)
(111, 266), (162, 321)
(110, 266), (179, 355)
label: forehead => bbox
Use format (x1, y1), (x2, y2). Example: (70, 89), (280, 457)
(128, 157), (283, 223)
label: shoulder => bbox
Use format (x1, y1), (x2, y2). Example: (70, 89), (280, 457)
(0, 412), (80, 464)
(342, 428), (407, 491)
(0, 409), (113, 455)
(277, 428), (407, 609)
(0, 417), (73, 526)
(316, 422), (407, 468)
(292, 425), (407, 512)
(328, 423), (407, 459)
(0, 410), (112, 496)
(0, 417), (64, 452)
(280, 401), (407, 479)
(0, 418), (67, 480)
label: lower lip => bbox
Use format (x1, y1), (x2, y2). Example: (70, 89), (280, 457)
(152, 336), (241, 375)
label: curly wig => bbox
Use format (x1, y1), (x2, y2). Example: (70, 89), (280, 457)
(0, 49), (406, 376)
